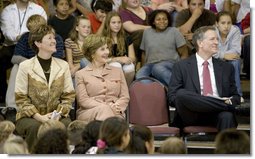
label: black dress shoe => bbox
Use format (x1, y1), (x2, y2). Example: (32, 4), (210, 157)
(1, 107), (16, 123)
(235, 105), (250, 116)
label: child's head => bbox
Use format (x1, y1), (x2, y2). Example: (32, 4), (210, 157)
(159, 137), (187, 154)
(91, 0), (113, 22)
(148, 9), (171, 30)
(216, 11), (232, 36)
(104, 11), (124, 35)
(53, 0), (70, 18)
(215, 128), (250, 154)
(126, 125), (154, 154)
(0, 120), (15, 143)
(37, 119), (66, 139)
(3, 135), (29, 154)
(26, 14), (47, 32)
(97, 117), (130, 153)
(82, 120), (102, 146)
(69, 15), (91, 42)
(67, 120), (87, 146)
(33, 128), (69, 154)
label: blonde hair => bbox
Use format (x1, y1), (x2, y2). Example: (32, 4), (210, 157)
(159, 137), (187, 154)
(0, 121), (15, 143)
(67, 120), (87, 145)
(26, 14), (47, 32)
(3, 135), (29, 154)
(37, 119), (66, 138)
(82, 34), (107, 62)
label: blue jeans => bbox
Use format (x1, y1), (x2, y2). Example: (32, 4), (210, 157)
(228, 59), (242, 96)
(136, 61), (174, 86)
(80, 57), (90, 69)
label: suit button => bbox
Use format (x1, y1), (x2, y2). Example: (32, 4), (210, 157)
(104, 86), (106, 89)
(102, 79), (105, 82)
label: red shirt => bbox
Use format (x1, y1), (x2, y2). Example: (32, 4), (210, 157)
(88, 13), (101, 34)
(241, 12), (250, 31)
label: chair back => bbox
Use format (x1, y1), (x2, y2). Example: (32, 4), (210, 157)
(128, 77), (169, 126)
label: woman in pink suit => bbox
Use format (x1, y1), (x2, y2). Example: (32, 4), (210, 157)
(75, 34), (130, 122)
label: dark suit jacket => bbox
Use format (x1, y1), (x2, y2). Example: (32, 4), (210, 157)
(168, 54), (240, 107)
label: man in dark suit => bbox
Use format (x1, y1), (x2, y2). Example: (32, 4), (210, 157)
(168, 26), (249, 131)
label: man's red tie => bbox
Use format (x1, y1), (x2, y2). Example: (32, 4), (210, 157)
(203, 61), (213, 96)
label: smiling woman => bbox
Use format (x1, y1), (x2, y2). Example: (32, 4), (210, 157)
(14, 25), (75, 152)
(75, 34), (130, 123)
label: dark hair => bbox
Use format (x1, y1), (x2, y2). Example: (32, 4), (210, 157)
(29, 25), (55, 53)
(97, 117), (129, 154)
(192, 26), (216, 51)
(91, 0), (113, 13)
(126, 125), (153, 154)
(53, 0), (70, 6)
(216, 11), (232, 22)
(187, 0), (205, 4)
(32, 129), (69, 154)
(215, 129), (250, 154)
(72, 120), (102, 154)
(148, 9), (171, 29)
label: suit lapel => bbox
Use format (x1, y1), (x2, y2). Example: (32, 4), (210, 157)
(212, 58), (223, 96)
(32, 57), (47, 83)
(48, 58), (61, 88)
(188, 55), (201, 93)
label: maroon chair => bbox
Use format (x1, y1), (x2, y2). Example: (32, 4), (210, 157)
(128, 77), (180, 139)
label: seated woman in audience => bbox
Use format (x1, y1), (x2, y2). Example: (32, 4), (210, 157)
(102, 11), (136, 86)
(215, 128), (250, 154)
(119, 0), (152, 62)
(76, 0), (113, 34)
(72, 120), (102, 154)
(136, 9), (188, 86)
(97, 117), (130, 154)
(15, 25), (75, 152)
(159, 137), (186, 154)
(33, 129), (69, 154)
(65, 15), (91, 78)
(125, 125), (154, 154)
(75, 34), (129, 122)
(214, 11), (243, 102)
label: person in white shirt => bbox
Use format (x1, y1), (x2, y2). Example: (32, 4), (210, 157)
(0, 0), (47, 104)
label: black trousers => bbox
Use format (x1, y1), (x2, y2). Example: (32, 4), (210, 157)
(0, 45), (15, 102)
(173, 89), (237, 131)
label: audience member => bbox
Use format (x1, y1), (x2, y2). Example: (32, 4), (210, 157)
(75, 34), (130, 122)
(72, 120), (102, 154)
(215, 128), (250, 154)
(65, 15), (91, 78)
(37, 119), (66, 139)
(119, 0), (152, 62)
(0, 121), (15, 153)
(136, 9), (188, 86)
(48, 0), (76, 41)
(76, 0), (113, 34)
(0, 0), (47, 103)
(159, 137), (187, 154)
(5, 14), (65, 114)
(230, 0), (250, 27)
(214, 11), (243, 101)
(241, 35), (250, 79)
(67, 120), (87, 153)
(97, 117), (130, 154)
(204, 0), (225, 13)
(175, 0), (216, 54)
(168, 26), (249, 131)
(102, 11), (136, 86)
(32, 128), (69, 154)
(3, 134), (29, 154)
(240, 12), (250, 35)
(15, 25), (75, 152)
(126, 124), (154, 154)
